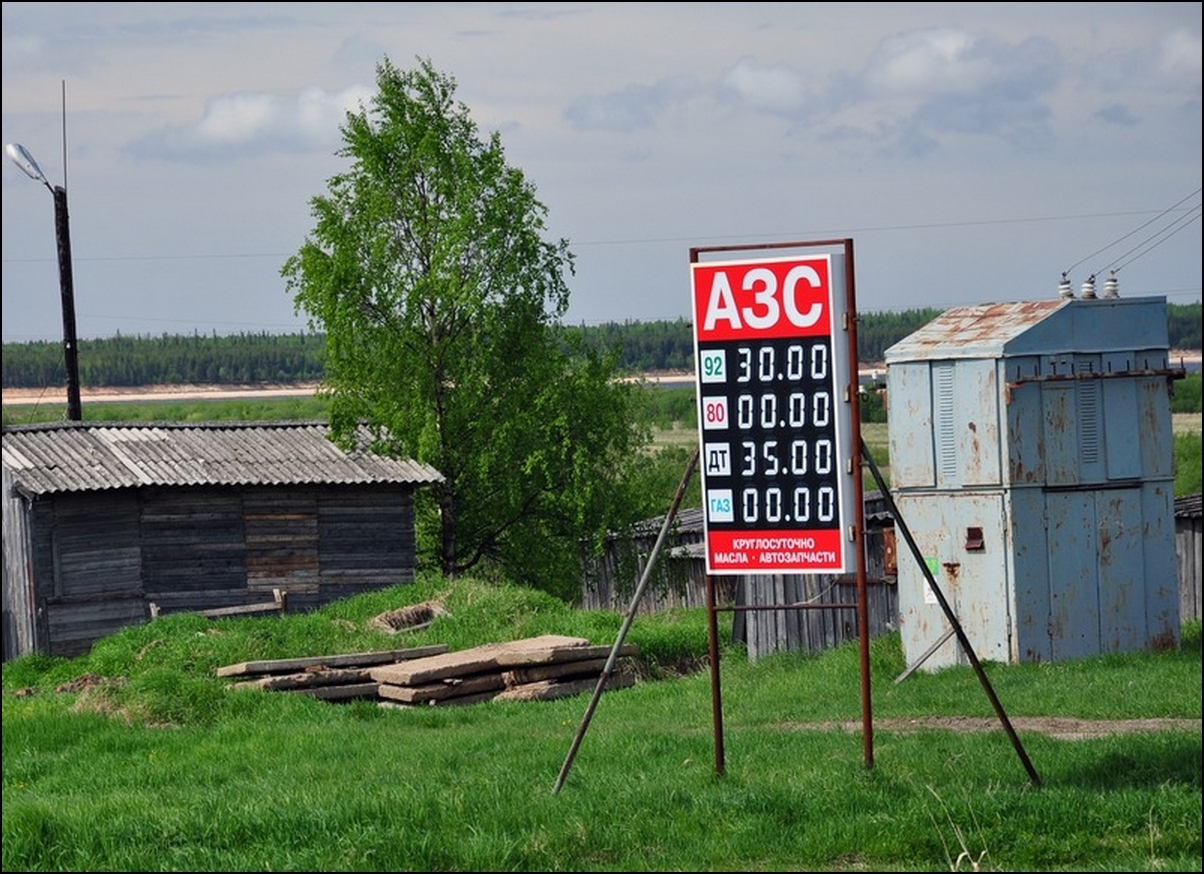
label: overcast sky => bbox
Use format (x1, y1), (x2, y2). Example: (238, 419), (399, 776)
(2, 2), (1200, 343)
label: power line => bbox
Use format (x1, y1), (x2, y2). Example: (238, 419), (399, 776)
(1104, 206), (1202, 276)
(1063, 187), (1202, 277)
(2, 205), (1201, 266)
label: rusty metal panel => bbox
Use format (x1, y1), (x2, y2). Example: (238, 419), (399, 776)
(1056, 297), (1171, 353)
(945, 492), (1010, 664)
(893, 493), (955, 668)
(1006, 377), (1044, 486)
(1142, 483), (1181, 650)
(885, 297), (1170, 363)
(1136, 377), (1175, 479)
(1044, 491), (1099, 661)
(1041, 384), (1080, 486)
(895, 491), (1008, 671)
(1009, 487), (1051, 662)
(951, 359), (1001, 487)
(1097, 488), (1147, 654)
(1044, 484), (1179, 660)
(922, 359), (1003, 489)
(1102, 377), (1141, 480)
(886, 362), (935, 489)
(1072, 356), (1106, 483)
(884, 299), (1068, 360)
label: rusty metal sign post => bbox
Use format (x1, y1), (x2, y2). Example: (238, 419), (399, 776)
(861, 439), (1041, 787)
(553, 445), (700, 794)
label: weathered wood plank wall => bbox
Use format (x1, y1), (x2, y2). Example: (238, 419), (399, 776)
(4, 483), (420, 659)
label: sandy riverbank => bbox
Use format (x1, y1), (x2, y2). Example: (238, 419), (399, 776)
(2, 382), (324, 406)
(4, 350), (1200, 407)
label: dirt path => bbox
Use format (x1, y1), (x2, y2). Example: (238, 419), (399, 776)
(33, 674), (1199, 740)
(786, 716), (1201, 740)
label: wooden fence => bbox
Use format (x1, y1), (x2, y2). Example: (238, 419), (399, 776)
(585, 492), (1204, 660)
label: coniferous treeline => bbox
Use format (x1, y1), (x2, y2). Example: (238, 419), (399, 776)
(1, 331), (327, 388)
(3, 305), (1200, 389)
(1167, 301), (1203, 350)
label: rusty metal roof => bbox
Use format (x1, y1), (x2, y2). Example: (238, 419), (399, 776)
(884, 296), (1171, 363)
(884, 299), (1069, 361)
(2, 421), (443, 497)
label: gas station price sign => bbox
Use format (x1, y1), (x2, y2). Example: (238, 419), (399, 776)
(691, 253), (855, 575)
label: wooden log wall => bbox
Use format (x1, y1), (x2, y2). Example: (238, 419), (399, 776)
(10, 483), (422, 658)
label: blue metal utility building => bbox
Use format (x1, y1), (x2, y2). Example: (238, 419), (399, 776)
(884, 292), (1181, 670)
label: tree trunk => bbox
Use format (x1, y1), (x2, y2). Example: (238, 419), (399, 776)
(439, 481), (457, 577)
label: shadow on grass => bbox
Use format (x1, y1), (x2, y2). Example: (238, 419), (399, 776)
(1050, 732), (1202, 790)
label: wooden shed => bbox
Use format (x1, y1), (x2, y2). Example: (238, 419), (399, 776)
(2, 421), (443, 660)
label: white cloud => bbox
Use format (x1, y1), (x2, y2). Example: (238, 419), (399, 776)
(860, 27), (1062, 100)
(130, 83), (373, 161)
(195, 93), (280, 145)
(862, 28), (985, 97)
(719, 57), (816, 116)
(1156, 27), (1203, 83)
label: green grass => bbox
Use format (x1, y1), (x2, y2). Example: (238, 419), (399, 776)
(1175, 432), (1202, 496)
(3, 575), (1200, 872)
(1171, 372), (1201, 414)
(2, 395), (332, 426)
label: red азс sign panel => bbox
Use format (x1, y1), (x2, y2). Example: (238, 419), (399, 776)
(691, 254), (854, 574)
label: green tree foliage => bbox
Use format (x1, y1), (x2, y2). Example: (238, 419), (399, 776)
(854, 308), (946, 361)
(1, 331), (325, 388)
(1167, 301), (1202, 349)
(570, 318), (697, 371)
(280, 57), (650, 596)
(1172, 372), (1201, 414)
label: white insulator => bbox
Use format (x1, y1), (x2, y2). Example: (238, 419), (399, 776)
(1058, 276), (1074, 299)
(1103, 275), (1119, 298)
(1080, 275), (1097, 299)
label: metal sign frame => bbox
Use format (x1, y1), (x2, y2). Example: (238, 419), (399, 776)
(690, 238), (873, 774)
(690, 248), (856, 575)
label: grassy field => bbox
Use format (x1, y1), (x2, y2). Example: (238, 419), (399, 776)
(3, 389), (1200, 870)
(2, 575), (1200, 872)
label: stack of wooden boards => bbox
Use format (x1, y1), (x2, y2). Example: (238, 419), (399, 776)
(218, 634), (638, 706)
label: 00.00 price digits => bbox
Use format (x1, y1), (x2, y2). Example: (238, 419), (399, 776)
(742, 486), (836, 524)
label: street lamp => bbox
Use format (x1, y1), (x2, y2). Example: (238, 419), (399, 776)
(6, 141), (82, 421)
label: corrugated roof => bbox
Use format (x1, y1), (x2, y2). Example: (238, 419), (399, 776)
(2, 421), (443, 497)
(1176, 493), (1202, 520)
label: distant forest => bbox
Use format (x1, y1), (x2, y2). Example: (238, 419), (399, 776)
(3, 303), (1200, 389)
